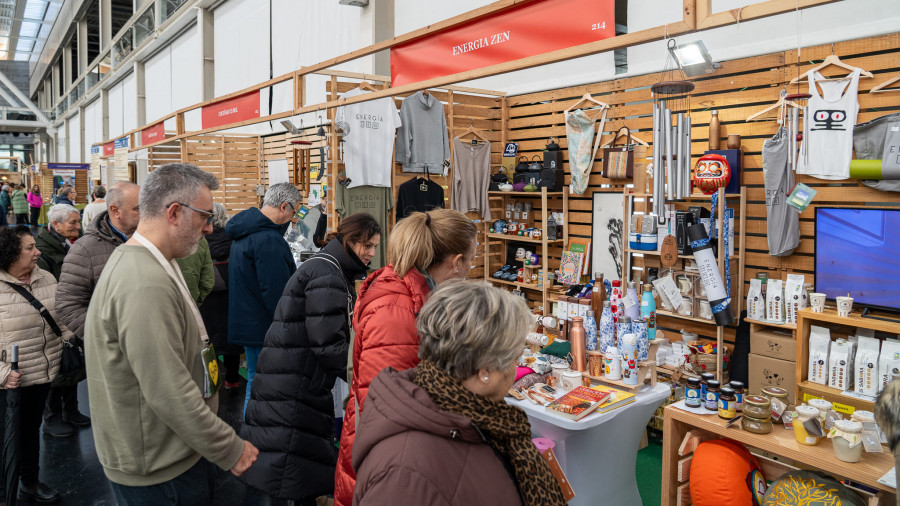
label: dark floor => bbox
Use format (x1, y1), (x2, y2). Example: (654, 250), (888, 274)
(34, 381), (264, 506)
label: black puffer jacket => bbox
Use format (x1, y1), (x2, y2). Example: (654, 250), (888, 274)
(240, 238), (367, 500)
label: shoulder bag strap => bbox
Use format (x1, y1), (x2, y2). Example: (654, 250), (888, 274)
(3, 281), (63, 337)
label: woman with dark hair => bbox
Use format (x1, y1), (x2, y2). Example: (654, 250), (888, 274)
(0, 226), (73, 503)
(240, 213), (380, 505)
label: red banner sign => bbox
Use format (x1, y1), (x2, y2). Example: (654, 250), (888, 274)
(103, 142), (115, 157)
(142, 122), (165, 145)
(390, 0), (615, 87)
(201, 90), (261, 129)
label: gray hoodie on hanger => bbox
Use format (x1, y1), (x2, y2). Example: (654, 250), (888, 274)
(396, 91), (451, 174)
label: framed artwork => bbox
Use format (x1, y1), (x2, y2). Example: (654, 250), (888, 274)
(591, 191), (625, 282)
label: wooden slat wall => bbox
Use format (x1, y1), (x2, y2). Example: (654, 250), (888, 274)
(504, 32), (900, 347)
(147, 140), (183, 172)
(182, 135), (262, 214)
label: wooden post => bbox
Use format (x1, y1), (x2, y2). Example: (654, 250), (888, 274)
(328, 76), (339, 231)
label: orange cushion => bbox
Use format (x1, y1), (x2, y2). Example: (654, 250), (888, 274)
(689, 439), (766, 506)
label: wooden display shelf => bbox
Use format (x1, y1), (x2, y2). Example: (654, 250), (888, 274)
(488, 191), (564, 196)
(583, 360), (658, 393)
(796, 307), (900, 413)
(798, 380), (876, 413)
(487, 277), (543, 291)
(662, 405), (896, 506)
(657, 309), (719, 326)
(486, 233), (564, 244)
(629, 192), (742, 200)
(626, 248), (740, 260)
(743, 316), (797, 330)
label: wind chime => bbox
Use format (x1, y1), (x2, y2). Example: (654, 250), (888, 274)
(651, 39), (695, 222)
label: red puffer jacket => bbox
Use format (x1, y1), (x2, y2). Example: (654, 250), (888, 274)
(333, 265), (430, 506)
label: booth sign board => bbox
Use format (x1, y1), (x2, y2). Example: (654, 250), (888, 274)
(390, 0), (615, 86)
(114, 137), (129, 182)
(202, 91), (261, 129)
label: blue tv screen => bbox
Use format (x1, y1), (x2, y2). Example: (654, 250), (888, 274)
(815, 207), (900, 310)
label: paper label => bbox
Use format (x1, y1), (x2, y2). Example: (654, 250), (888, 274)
(771, 397), (787, 421)
(862, 431), (884, 453)
(832, 401), (855, 415)
(782, 410), (794, 429)
(657, 276), (684, 309)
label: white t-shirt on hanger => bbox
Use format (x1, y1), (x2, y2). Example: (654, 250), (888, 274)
(796, 69), (860, 180)
(337, 87), (402, 188)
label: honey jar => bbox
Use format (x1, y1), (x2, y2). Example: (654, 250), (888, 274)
(717, 387), (737, 420)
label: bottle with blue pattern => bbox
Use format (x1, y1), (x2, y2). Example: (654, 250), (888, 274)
(616, 316), (632, 358)
(598, 301), (615, 356)
(584, 310), (598, 351)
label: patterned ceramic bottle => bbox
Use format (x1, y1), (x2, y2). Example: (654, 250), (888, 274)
(609, 280), (624, 323)
(598, 301), (615, 355)
(633, 317), (649, 361)
(584, 310), (598, 351)
(621, 333), (639, 386)
(616, 316), (632, 358)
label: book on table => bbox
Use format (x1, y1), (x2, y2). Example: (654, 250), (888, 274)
(545, 386), (611, 420)
(589, 384), (637, 414)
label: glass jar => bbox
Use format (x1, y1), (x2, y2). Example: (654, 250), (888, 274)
(685, 377), (702, 408)
(729, 381), (745, 411)
(808, 398), (832, 421)
(830, 420), (863, 463)
(704, 380), (721, 411)
(761, 386), (790, 424)
(851, 410), (875, 424)
(742, 415), (773, 434)
(793, 405), (822, 446)
(560, 370), (582, 392)
(718, 387), (737, 420)
(743, 395), (771, 420)
(700, 372), (715, 400)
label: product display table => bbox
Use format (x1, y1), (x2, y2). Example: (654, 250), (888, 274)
(661, 404), (897, 506)
(508, 383), (671, 506)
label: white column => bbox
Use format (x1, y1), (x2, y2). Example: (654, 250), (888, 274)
(198, 7), (214, 101)
(359, 0), (394, 76)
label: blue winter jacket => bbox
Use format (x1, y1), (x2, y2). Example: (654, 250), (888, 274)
(226, 207), (296, 347)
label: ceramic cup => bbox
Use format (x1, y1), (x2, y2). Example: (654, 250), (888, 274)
(810, 293), (827, 313)
(836, 296), (854, 317)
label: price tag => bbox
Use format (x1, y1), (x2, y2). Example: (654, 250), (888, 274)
(862, 431), (884, 453)
(770, 397), (787, 422)
(831, 401), (855, 415)
(781, 410), (794, 429)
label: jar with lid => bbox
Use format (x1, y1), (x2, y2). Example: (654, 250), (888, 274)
(700, 372), (715, 400)
(742, 395), (771, 420)
(742, 415), (773, 434)
(851, 410), (875, 424)
(761, 386), (790, 423)
(829, 420), (863, 463)
(685, 377), (702, 408)
(729, 381), (745, 411)
(807, 398), (832, 421)
(560, 370), (583, 392)
(793, 405), (823, 446)
(717, 387), (737, 420)
(704, 380), (721, 411)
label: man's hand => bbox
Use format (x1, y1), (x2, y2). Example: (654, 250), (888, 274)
(230, 441), (259, 477)
(5, 371), (22, 389)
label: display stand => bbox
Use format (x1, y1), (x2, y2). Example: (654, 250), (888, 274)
(624, 186), (747, 382)
(662, 405), (895, 506)
(796, 307), (900, 413)
(484, 187), (568, 311)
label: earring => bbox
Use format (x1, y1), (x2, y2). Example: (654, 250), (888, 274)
(483, 376), (489, 383)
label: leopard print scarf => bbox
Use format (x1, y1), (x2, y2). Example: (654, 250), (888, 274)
(414, 360), (567, 506)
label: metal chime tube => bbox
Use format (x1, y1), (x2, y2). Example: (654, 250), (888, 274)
(675, 113), (684, 199)
(664, 108), (674, 200)
(684, 116), (692, 196)
(791, 107), (799, 172)
(654, 101), (666, 222)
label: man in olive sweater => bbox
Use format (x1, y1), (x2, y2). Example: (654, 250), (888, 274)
(84, 163), (258, 504)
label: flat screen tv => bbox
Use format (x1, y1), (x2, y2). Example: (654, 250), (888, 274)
(815, 207), (900, 313)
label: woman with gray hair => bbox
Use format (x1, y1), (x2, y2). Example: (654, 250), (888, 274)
(35, 204), (82, 282)
(352, 281), (567, 506)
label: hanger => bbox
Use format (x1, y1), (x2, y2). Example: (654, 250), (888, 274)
(358, 81), (378, 92)
(458, 122), (488, 143)
(789, 53), (874, 84)
(422, 89), (430, 97)
(601, 126), (649, 147)
(564, 93), (609, 120)
(870, 73), (900, 94)
(746, 90), (801, 122)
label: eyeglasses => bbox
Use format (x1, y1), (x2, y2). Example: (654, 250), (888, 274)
(173, 202), (214, 225)
(284, 201), (297, 214)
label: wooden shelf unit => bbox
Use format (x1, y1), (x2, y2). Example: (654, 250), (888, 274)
(743, 316), (797, 330)
(484, 186), (568, 311)
(795, 307), (900, 413)
(624, 186), (748, 382)
(662, 405), (896, 506)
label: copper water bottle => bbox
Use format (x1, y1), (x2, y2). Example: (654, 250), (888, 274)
(570, 317), (587, 372)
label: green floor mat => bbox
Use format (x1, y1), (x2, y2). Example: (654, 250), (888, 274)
(637, 440), (663, 506)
